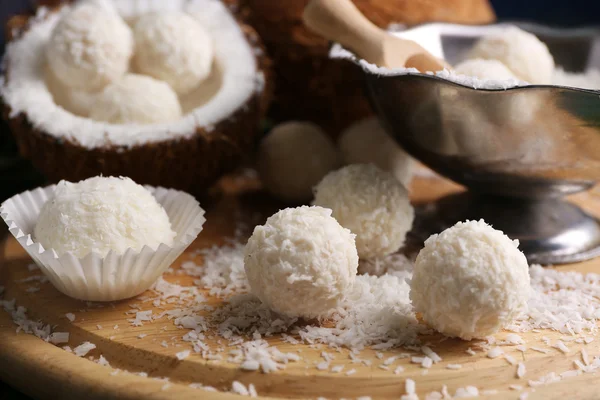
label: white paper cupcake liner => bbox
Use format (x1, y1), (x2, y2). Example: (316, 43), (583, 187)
(0, 185), (206, 302)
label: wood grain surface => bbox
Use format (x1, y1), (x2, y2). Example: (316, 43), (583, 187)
(1, 173), (600, 400)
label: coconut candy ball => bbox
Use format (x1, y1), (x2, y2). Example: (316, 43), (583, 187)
(133, 12), (214, 96)
(454, 58), (518, 81)
(467, 26), (554, 84)
(46, 2), (133, 91)
(313, 164), (414, 260)
(244, 206), (359, 319)
(338, 117), (413, 187)
(410, 219), (530, 340)
(34, 176), (176, 258)
(90, 74), (183, 124)
(257, 121), (341, 203)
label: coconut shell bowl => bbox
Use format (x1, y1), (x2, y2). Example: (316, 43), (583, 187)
(303, 0), (600, 264)
(1, 0), (272, 197)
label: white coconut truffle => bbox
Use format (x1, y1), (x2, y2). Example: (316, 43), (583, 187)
(257, 121), (341, 203)
(90, 74), (183, 125)
(313, 164), (414, 259)
(45, 68), (98, 117)
(410, 220), (530, 340)
(468, 26), (554, 84)
(34, 176), (176, 258)
(244, 206), (359, 319)
(338, 117), (413, 186)
(454, 59), (518, 81)
(133, 12), (214, 95)
(46, 2), (133, 91)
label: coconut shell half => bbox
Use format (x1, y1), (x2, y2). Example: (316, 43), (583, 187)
(2, 2), (272, 197)
(237, 0), (496, 137)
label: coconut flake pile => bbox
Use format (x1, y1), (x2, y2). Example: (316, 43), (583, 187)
(7, 211), (600, 397)
(0, 0), (262, 148)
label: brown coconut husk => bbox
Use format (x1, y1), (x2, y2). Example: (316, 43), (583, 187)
(237, 0), (496, 137)
(2, 3), (273, 197)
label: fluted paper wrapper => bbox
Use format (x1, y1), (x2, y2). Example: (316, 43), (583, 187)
(0, 185), (206, 302)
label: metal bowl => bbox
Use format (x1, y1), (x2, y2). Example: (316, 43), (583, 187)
(332, 22), (600, 264)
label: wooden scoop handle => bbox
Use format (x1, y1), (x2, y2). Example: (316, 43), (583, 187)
(303, 0), (385, 64)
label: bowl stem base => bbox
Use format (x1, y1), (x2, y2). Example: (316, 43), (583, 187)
(410, 192), (600, 265)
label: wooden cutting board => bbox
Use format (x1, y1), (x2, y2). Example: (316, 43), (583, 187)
(2, 173), (600, 400)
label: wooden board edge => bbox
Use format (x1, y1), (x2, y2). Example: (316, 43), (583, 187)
(0, 309), (273, 400)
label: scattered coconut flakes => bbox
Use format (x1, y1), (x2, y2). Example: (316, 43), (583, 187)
(188, 241), (249, 298)
(482, 390), (498, 396)
(528, 372), (561, 387)
(316, 362), (329, 371)
(400, 379), (418, 400)
(582, 349), (590, 366)
(383, 356), (398, 366)
(465, 348), (476, 356)
(504, 354), (517, 365)
(138, 334), (147, 339)
(454, 386), (479, 398)
(421, 357), (433, 368)
(48, 332), (69, 345)
(553, 341), (570, 354)
(73, 342), (96, 357)
(231, 381), (256, 397)
(504, 333), (525, 345)
(331, 365), (344, 373)
(65, 313), (75, 322)
(248, 384), (258, 398)
(516, 345), (527, 352)
(190, 383), (218, 391)
(97, 355), (111, 367)
(487, 347), (504, 359)
(574, 360), (586, 371)
(446, 364), (462, 370)
(530, 347), (550, 354)
(346, 369), (357, 376)
(561, 370), (581, 378)
(517, 362), (526, 379)
(585, 337), (594, 344)
(161, 383), (171, 391)
(509, 384), (523, 391)
(176, 350), (191, 360)
(394, 366), (405, 374)
(421, 346), (442, 363)
(357, 397), (372, 400)
(520, 393), (529, 400)
(96, 325), (102, 330)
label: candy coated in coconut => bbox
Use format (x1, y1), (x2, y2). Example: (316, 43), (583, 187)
(244, 206), (358, 319)
(35, 176), (176, 258)
(90, 74), (182, 124)
(313, 164), (414, 259)
(468, 26), (554, 84)
(338, 117), (413, 186)
(133, 12), (214, 95)
(410, 219), (530, 340)
(46, 2), (133, 91)
(257, 121), (341, 203)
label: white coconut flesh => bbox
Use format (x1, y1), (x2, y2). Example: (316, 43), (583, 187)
(0, 0), (262, 149)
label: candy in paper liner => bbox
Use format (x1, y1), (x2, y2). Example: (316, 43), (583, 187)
(0, 185), (206, 302)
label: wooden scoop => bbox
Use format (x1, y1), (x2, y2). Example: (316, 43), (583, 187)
(303, 0), (451, 72)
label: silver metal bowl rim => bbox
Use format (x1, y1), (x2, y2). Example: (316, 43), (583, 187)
(330, 21), (600, 94)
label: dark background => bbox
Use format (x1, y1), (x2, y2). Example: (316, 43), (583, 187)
(0, 0), (599, 398)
